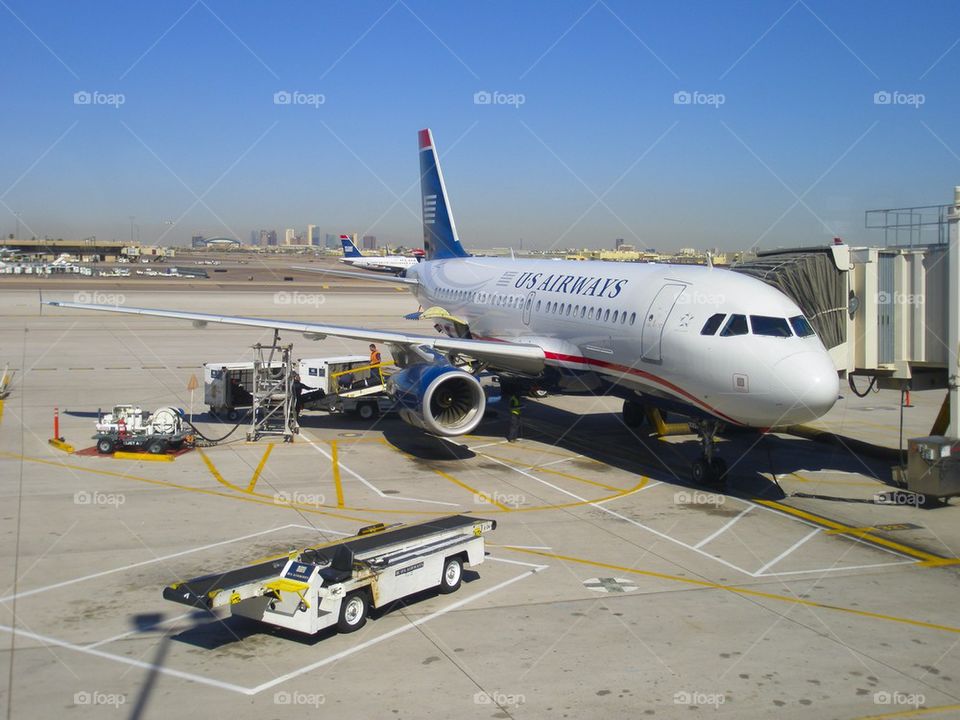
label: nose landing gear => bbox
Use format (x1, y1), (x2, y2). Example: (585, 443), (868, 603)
(692, 419), (727, 487)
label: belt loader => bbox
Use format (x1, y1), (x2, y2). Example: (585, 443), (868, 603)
(163, 515), (496, 635)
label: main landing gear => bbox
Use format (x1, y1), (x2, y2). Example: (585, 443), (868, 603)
(692, 419), (727, 487)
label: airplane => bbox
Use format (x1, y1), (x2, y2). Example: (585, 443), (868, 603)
(48, 128), (840, 485)
(338, 234), (420, 275)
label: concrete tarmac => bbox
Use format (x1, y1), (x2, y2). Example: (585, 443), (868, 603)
(1, 282), (959, 719)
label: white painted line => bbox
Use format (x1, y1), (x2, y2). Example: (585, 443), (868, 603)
(84, 612), (194, 650)
(245, 566), (544, 695)
(480, 453), (756, 576)
(693, 506), (754, 549)
(303, 433), (459, 507)
(0, 622), (251, 694)
(592, 480), (663, 504)
(0, 524), (312, 604)
(754, 528), (821, 575)
(463, 441), (509, 450)
(485, 556), (550, 569)
(758, 559), (915, 577)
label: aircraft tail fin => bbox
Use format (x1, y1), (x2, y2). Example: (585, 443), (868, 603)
(340, 235), (362, 258)
(418, 128), (469, 261)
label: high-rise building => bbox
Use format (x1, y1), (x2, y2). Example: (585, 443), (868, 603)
(362, 235), (377, 251)
(284, 228), (296, 245)
(250, 230), (258, 246)
(267, 230), (278, 246)
(257, 229), (270, 247)
(306, 224), (317, 247)
(325, 233), (339, 249)
(191, 234), (205, 248)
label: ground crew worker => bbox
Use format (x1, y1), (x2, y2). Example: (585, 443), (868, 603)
(292, 371), (305, 419)
(507, 392), (522, 442)
(368, 343), (382, 385)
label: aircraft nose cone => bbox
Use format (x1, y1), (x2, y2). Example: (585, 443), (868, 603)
(773, 351), (839, 425)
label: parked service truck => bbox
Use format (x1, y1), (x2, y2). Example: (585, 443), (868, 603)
(163, 515), (496, 635)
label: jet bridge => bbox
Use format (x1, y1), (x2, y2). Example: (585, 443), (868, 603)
(733, 186), (960, 436)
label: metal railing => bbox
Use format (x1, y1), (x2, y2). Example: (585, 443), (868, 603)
(865, 203), (959, 247)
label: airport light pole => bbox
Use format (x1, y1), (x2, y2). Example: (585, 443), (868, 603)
(14, 211), (20, 242)
(129, 215), (135, 245)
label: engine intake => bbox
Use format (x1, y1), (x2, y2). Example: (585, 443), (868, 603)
(386, 364), (486, 437)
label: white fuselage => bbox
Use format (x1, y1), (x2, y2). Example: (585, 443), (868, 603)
(340, 255), (419, 274)
(407, 257), (839, 428)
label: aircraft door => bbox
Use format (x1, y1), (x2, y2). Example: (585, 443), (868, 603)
(641, 283), (686, 362)
(522, 291), (535, 326)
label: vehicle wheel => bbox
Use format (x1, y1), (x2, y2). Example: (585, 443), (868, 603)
(358, 402), (378, 421)
(438, 556), (463, 594)
(337, 591), (368, 633)
(96, 437), (116, 454)
(147, 439), (166, 455)
(691, 459), (712, 485)
(226, 409), (239, 422)
(623, 400), (645, 428)
(710, 458), (728, 484)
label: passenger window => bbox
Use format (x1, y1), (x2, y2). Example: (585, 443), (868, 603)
(700, 313), (726, 336)
(588, 308), (594, 320)
(751, 316), (792, 337)
(720, 314), (748, 337)
(566, 304), (571, 316)
(612, 310), (619, 323)
(536, 300), (541, 312)
(603, 309), (610, 322)
(790, 315), (815, 337)
(629, 312), (636, 325)
(621, 312), (626, 324)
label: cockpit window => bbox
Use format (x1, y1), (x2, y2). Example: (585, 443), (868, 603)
(700, 313), (726, 336)
(790, 315), (815, 337)
(720, 314), (748, 337)
(750, 315), (792, 337)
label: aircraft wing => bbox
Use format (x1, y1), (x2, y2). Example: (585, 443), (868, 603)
(290, 265), (418, 285)
(45, 301), (545, 374)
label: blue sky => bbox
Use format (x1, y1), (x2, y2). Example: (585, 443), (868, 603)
(1, 1), (958, 250)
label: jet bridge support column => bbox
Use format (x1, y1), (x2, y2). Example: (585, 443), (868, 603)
(949, 186), (960, 438)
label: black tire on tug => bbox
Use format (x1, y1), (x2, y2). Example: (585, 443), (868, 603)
(147, 439), (166, 455)
(96, 437), (116, 454)
(438, 556), (463, 594)
(337, 591), (368, 633)
(358, 402), (378, 421)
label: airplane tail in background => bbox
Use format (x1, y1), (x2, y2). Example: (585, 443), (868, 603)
(418, 128), (469, 261)
(340, 235), (362, 258)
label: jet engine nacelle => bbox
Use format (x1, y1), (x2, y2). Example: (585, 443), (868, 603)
(386, 364), (486, 437)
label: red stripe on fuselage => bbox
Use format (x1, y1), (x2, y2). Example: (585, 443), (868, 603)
(469, 333), (741, 425)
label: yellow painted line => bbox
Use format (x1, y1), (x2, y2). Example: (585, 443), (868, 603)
(431, 468), (512, 511)
(854, 703), (960, 720)
(504, 547), (960, 636)
(0, 399), (4, 425)
(114, 451), (174, 462)
(1, 451), (376, 523)
(504, 478), (649, 513)
(245, 443), (274, 492)
(330, 441), (345, 507)
(754, 499), (945, 563)
(790, 471), (883, 488)
(47, 438), (74, 453)
(917, 558), (960, 568)
(198, 449), (246, 493)
(479, 451), (623, 491)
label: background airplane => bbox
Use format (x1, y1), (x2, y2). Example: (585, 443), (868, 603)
(49, 128), (839, 485)
(338, 235), (420, 275)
